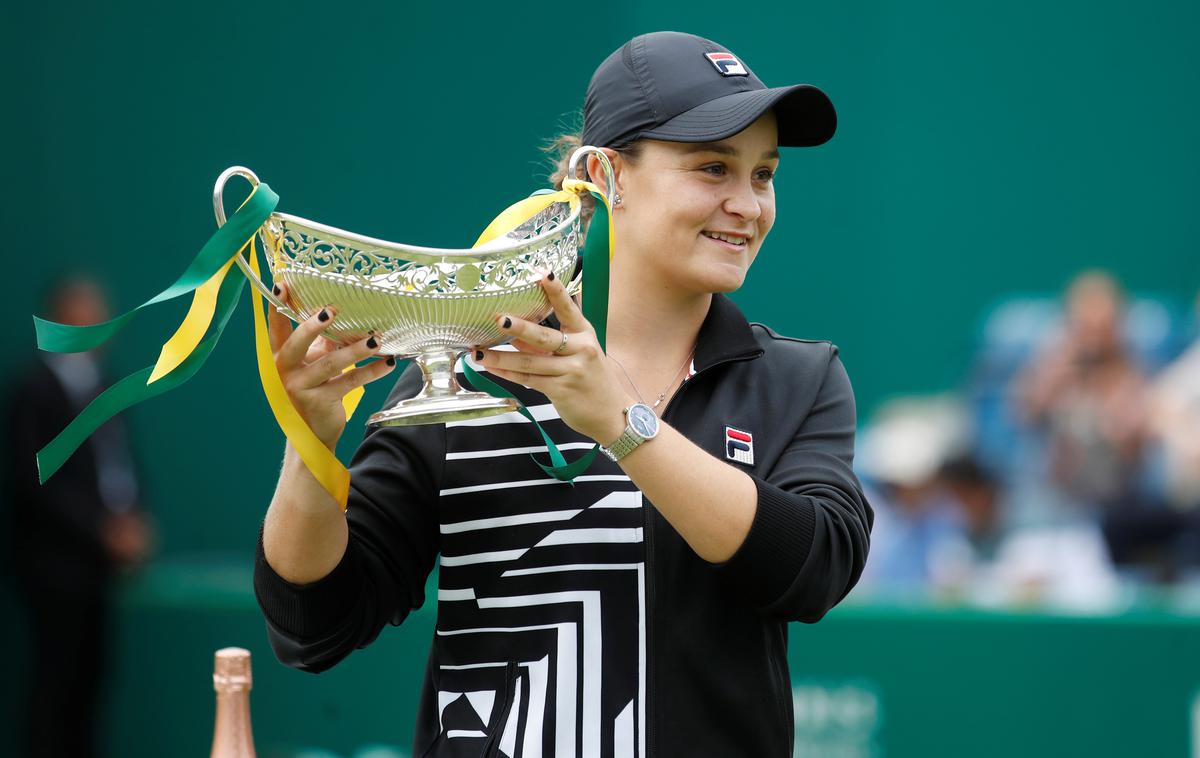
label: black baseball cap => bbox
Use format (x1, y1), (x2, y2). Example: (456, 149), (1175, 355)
(582, 31), (836, 150)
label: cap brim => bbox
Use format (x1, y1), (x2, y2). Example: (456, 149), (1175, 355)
(638, 84), (836, 148)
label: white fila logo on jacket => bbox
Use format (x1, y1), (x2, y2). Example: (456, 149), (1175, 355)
(725, 427), (754, 465)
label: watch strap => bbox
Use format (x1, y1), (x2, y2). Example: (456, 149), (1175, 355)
(601, 428), (646, 462)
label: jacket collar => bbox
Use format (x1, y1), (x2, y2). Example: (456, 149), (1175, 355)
(693, 293), (764, 372)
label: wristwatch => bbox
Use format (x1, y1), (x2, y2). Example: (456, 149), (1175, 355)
(600, 403), (660, 462)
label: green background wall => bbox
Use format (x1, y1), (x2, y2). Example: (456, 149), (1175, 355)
(3, 0), (1198, 553)
(2, 1), (1198, 755)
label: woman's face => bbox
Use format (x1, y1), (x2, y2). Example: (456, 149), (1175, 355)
(607, 110), (779, 294)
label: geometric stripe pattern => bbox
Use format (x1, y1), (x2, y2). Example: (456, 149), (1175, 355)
(420, 359), (648, 757)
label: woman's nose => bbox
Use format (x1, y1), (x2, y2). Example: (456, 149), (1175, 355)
(723, 180), (762, 222)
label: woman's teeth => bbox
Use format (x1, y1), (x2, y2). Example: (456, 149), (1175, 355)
(703, 231), (747, 246)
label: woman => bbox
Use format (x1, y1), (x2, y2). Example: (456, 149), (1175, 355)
(255, 31), (872, 758)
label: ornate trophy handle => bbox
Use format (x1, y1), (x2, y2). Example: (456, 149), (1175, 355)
(564, 146), (616, 297)
(213, 166), (300, 321)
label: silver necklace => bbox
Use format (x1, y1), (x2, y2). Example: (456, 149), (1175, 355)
(610, 348), (695, 409)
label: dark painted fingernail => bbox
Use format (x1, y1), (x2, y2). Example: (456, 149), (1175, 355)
(502, 316), (512, 329)
(475, 350), (484, 361)
(386, 356), (396, 366)
(367, 336), (379, 350)
(318, 309), (330, 322)
(547, 270), (556, 281)
(272, 284), (281, 296)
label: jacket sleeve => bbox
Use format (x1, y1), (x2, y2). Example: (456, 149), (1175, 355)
(253, 363), (444, 673)
(713, 346), (873, 623)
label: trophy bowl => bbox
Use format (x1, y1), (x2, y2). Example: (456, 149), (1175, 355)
(213, 147), (613, 427)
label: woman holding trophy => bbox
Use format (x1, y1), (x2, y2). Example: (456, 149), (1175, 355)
(255, 31), (872, 758)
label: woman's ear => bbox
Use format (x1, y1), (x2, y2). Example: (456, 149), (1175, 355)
(585, 148), (623, 200)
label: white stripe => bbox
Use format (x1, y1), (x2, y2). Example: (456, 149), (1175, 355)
(447, 730), (486, 739)
(440, 661), (508, 670)
(438, 587), (476, 601)
(447, 442), (597, 460)
(638, 562), (646, 758)
(440, 548), (527, 567)
(615, 699), (635, 758)
(590, 491), (643, 509)
(502, 563), (642, 577)
(445, 403), (560, 428)
(438, 623), (577, 758)
(536, 528), (642, 547)
(440, 474), (630, 497)
(498, 669), (523, 757)
(523, 656), (549, 758)
(477, 593), (601, 758)
(441, 509), (582, 534)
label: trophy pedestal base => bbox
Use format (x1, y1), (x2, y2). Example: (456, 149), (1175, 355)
(368, 392), (520, 427)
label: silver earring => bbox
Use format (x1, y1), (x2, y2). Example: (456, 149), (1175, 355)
(613, 193), (623, 206)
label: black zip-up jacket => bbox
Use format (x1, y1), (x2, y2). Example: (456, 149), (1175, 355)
(254, 293), (873, 757)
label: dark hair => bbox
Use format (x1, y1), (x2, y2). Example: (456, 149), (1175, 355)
(542, 114), (644, 233)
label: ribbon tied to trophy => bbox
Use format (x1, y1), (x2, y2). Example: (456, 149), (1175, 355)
(34, 148), (616, 509)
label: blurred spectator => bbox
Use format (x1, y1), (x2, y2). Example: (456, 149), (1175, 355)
(1147, 290), (1200, 513)
(856, 384), (1124, 608)
(938, 455), (1120, 610)
(1015, 271), (1149, 511)
(938, 456), (1004, 563)
(1129, 289), (1200, 578)
(4, 275), (154, 758)
(857, 397), (973, 594)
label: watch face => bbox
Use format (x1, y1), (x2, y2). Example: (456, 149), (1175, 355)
(628, 404), (659, 438)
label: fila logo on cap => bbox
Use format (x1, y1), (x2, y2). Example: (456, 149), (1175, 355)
(725, 427), (755, 465)
(704, 52), (749, 77)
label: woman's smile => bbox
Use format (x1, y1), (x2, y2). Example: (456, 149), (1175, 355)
(700, 230), (752, 251)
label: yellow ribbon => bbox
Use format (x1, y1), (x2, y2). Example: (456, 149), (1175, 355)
(247, 237), (354, 508)
(144, 180), (604, 509)
(562, 179), (614, 262)
(144, 174), (363, 507)
(473, 180), (612, 262)
(148, 254), (238, 383)
(148, 187), (264, 384)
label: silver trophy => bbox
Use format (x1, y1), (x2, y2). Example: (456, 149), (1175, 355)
(213, 147), (613, 427)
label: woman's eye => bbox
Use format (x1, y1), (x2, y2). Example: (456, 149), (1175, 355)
(701, 164), (726, 176)
(755, 168), (776, 182)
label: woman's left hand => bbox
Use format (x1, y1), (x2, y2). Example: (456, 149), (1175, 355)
(474, 272), (633, 446)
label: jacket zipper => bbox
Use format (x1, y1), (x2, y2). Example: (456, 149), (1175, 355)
(644, 351), (760, 757)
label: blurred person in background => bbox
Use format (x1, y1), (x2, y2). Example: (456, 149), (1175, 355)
(937, 456), (1004, 565)
(1140, 289), (1200, 576)
(1147, 289), (1200, 512)
(927, 454), (1118, 609)
(4, 275), (154, 758)
(857, 398), (971, 595)
(1016, 270), (1149, 515)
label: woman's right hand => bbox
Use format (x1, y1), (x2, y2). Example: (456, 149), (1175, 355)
(268, 282), (398, 449)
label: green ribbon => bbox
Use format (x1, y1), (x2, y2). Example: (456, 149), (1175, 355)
(34, 185), (278, 353)
(34, 186), (279, 482)
(462, 189), (610, 482)
(37, 270), (247, 483)
(35, 180), (607, 486)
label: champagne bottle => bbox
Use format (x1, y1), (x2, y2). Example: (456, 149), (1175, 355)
(210, 647), (257, 757)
